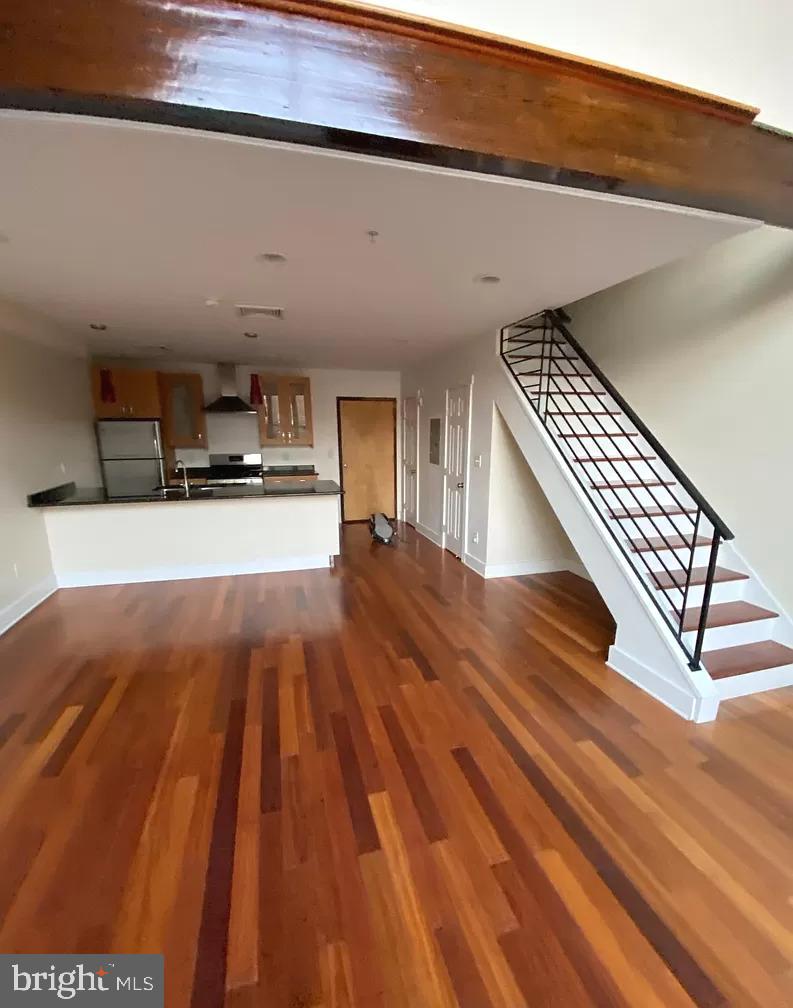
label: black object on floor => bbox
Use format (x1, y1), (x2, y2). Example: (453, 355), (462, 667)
(370, 512), (395, 545)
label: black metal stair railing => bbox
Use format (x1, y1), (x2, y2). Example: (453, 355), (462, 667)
(500, 309), (734, 671)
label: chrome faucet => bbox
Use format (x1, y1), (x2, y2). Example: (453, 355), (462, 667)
(175, 459), (189, 498)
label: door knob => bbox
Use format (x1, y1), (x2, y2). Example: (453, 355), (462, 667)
(457, 482), (464, 488)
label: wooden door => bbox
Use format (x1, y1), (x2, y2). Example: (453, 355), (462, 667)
(159, 372), (207, 448)
(338, 398), (396, 522)
(402, 396), (418, 526)
(444, 384), (470, 557)
(119, 369), (161, 417)
(281, 376), (313, 445)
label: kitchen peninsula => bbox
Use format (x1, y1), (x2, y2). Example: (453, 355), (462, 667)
(29, 480), (342, 587)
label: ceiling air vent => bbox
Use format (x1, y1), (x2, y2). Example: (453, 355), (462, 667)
(236, 304), (285, 320)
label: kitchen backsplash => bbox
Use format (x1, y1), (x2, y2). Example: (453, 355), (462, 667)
(175, 411), (315, 469)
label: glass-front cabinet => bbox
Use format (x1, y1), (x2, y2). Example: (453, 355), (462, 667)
(158, 372), (207, 448)
(258, 375), (283, 444)
(257, 374), (313, 446)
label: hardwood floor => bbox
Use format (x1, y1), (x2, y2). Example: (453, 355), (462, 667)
(1, 524), (793, 1006)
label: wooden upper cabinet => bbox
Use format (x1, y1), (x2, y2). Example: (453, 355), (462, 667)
(257, 374), (313, 447)
(158, 372), (207, 448)
(91, 365), (161, 419)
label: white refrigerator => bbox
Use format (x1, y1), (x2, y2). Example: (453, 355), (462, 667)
(96, 420), (166, 498)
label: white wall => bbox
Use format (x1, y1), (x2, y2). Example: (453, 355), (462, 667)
(0, 300), (100, 634)
(375, 0), (793, 132)
(402, 330), (582, 577)
(97, 358), (400, 485)
(486, 408), (580, 577)
(567, 225), (793, 616)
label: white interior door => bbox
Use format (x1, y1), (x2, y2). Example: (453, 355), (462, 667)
(402, 396), (418, 526)
(444, 384), (470, 557)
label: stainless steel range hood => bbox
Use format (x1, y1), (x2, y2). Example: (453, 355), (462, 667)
(204, 363), (255, 414)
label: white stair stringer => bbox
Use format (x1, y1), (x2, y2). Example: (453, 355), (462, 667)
(493, 356), (719, 722)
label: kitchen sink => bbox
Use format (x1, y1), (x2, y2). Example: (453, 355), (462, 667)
(154, 485), (214, 498)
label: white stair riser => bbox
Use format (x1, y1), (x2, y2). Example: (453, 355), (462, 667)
(712, 662), (793, 700)
(542, 380), (603, 395)
(636, 544), (718, 571)
(682, 616), (778, 652)
(650, 577), (746, 609)
(575, 460), (665, 483)
(567, 450), (656, 468)
(546, 415), (632, 436)
(504, 352), (578, 367)
(599, 485), (686, 508)
(542, 393), (609, 409)
(560, 447), (652, 469)
(610, 514), (701, 538)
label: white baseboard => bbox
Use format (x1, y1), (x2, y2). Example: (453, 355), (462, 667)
(483, 558), (574, 579)
(0, 573), (58, 638)
(461, 560), (580, 584)
(463, 554), (586, 581)
(56, 554), (332, 588)
(463, 552), (487, 576)
(607, 644), (705, 721)
(415, 522), (444, 549)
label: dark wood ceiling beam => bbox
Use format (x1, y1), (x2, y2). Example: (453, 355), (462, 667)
(1, 0), (792, 226)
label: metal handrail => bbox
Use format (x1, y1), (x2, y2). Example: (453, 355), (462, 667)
(546, 310), (734, 539)
(501, 309), (731, 671)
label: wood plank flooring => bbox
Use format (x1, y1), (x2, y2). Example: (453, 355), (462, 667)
(1, 524), (793, 1006)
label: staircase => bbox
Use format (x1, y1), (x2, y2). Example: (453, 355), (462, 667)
(500, 310), (793, 714)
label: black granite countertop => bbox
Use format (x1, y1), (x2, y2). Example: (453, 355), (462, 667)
(28, 481), (342, 508)
(183, 464), (317, 479)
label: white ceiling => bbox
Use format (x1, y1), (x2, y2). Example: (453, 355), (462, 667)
(0, 111), (753, 369)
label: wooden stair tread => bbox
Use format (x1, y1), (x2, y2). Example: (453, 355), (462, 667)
(651, 566), (748, 589)
(593, 479), (675, 489)
(576, 455), (656, 463)
(629, 534), (712, 553)
(703, 641), (793, 680)
(682, 601), (778, 632)
(507, 352), (576, 360)
(549, 410), (621, 416)
(516, 369), (593, 378)
(547, 390), (607, 396)
(562, 431), (638, 438)
(609, 505), (695, 518)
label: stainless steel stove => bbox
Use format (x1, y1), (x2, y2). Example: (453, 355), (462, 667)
(206, 453), (264, 486)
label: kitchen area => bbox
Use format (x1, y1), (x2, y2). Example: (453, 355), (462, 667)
(27, 359), (343, 586)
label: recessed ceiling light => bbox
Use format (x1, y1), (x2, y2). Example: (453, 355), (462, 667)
(244, 332), (259, 339)
(89, 323), (107, 331)
(256, 252), (287, 264)
(205, 298), (221, 307)
(476, 274), (501, 284)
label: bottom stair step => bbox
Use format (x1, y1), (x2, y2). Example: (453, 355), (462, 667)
(703, 641), (793, 680)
